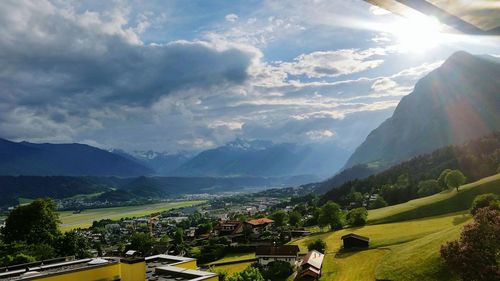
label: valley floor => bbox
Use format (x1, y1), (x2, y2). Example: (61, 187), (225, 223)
(58, 200), (205, 231)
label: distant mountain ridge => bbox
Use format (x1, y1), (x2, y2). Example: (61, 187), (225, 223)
(344, 51), (500, 170)
(112, 149), (192, 175)
(172, 139), (351, 177)
(0, 138), (152, 177)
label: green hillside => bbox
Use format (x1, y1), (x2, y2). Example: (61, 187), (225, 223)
(368, 173), (500, 224)
(286, 174), (500, 281)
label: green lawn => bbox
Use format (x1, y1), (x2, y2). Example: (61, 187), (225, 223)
(207, 252), (256, 265)
(368, 173), (500, 224)
(211, 262), (254, 275)
(59, 200), (205, 231)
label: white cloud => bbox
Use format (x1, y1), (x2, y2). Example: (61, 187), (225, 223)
(275, 48), (386, 78)
(306, 129), (335, 140)
(225, 13), (238, 22)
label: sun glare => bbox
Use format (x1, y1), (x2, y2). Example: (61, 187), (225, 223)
(392, 15), (444, 53)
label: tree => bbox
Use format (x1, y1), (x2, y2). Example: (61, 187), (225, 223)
(260, 261), (293, 280)
(437, 169), (452, 189)
(445, 170), (466, 192)
(470, 193), (499, 215)
(417, 179), (441, 197)
(440, 207), (499, 281)
(346, 207), (367, 226)
(228, 266), (265, 281)
(271, 210), (288, 227)
(307, 239), (327, 253)
(369, 196), (388, 209)
(2, 198), (60, 245)
(55, 230), (92, 258)
(318, 201), (345, 230)
(128, 232), (154, 256)
(347, 191), (364, 207)
(288, 211), (302, 227)
(173, 228), (184, 245)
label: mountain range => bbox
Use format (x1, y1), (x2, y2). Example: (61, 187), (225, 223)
(0, 139), (152, 177)
(171, 139), (351, 177)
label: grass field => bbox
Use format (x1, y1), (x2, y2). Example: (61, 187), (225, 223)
(368, 173), (500, 224)
(59, 200), (205, 231)
(207, 252), (256, 265)
(286, 175), (500, 281)
(211, 262), (254, 275)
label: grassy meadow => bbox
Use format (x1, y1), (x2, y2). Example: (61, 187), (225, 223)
(288, 173), (500, 281)
(59, 200), (205, 231)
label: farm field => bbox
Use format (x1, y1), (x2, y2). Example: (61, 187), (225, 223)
(59, 200), (205, 231)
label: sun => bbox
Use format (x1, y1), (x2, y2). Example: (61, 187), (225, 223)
(392, 15), (444, 53)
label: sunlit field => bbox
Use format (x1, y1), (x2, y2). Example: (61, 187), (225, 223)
(59, 200), (205, 231)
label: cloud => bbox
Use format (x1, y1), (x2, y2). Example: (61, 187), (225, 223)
(306, 129), (335, 140)
(274, 48), (386, 79)
(0, 0), (258, 143)
(225, 13), (238, 22)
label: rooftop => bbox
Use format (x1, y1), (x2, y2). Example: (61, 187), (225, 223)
(0, 257), (120, 281)
(246, 218), (274, 226)
(341, 233), (370, 242)
(150, 266), (217, 281)
(300, 250), (325, 270)
(256, 245), (300, 257)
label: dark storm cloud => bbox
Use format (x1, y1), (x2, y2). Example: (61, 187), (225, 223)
(0, 0), (254, 108)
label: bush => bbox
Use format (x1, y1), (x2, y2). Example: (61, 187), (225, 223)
(263, 260), (293, 280)
(228, 266), (264, 281)
(307, 239), (326, 253)
(417, 179), (441, 197)
(369, 196), (388, 209)
(346, 207), (368, 226)
(470, 193), (499, 215)
(440, 208), (499, 281)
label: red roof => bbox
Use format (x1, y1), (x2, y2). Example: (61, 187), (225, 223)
(246, 218), (274, 226)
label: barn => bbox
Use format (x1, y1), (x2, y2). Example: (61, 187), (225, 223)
(341, 233), (369, 249)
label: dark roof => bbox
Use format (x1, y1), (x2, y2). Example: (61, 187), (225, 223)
(255, 245), (300, 256)
(341, 233), (369, 242)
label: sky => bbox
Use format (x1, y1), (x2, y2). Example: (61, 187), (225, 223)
(0, 0), (499, 153)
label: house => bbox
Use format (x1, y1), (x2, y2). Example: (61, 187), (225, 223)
(341, 233), (369, 249)
(297, 250), (325, 280)
(256, 245), (300, 266)
(214, 220), (243, 236)
(245, 218), (274, 236)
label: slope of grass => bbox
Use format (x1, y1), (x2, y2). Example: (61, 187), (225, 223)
(375, 225), (462, 281)
(288, 211), (472, 281)
(59, 200), (205, 231)
(324, 249), (389, 281)
(368, 173), (500, 224)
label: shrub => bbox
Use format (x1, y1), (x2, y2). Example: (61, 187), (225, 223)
(307, 239), (327, 253)
(417, 179), (441, 197)
(440, 208), (499, 281)
(346, 207), (368, 226)
(470, 193), (499, 215)
(369, 196), (388, 209)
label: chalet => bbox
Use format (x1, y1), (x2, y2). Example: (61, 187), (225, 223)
(245, 218), (274, 235)
(214, 220), (243, 236)
(341, 233), (369, 249)
(255, 245), (300, 266)
(297, 250), (325, 280)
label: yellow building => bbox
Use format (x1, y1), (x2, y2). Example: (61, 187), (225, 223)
(0, 254), (218, 281)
